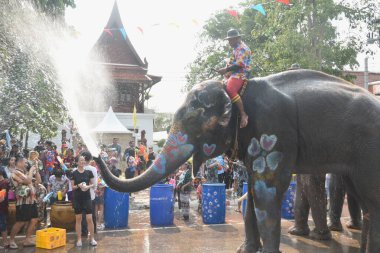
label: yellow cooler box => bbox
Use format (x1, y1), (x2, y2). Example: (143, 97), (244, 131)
(36, 228), (66, 249)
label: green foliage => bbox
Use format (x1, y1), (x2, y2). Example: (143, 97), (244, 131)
(186, 0), (379, 90)
(32, 0), (75, 17)
(154, 113), (173, 132)
(0, 0), (74, 139)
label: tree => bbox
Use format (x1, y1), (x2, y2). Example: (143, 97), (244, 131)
(185, 0), (379, 91)
(154, 113), (173, 132)
(0, 0), (75, 140)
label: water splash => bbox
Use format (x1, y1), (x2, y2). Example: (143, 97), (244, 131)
(2, 2), (112, 155)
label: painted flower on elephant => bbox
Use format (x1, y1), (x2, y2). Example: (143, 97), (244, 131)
(153, 131), (193, 174)
(248, 134), (283, 174)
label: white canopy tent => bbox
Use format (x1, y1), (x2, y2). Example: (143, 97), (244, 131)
(92, 107), (134, 149)
(92, 107), (133, 134)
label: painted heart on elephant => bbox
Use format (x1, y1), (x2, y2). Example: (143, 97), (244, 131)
(203, 143), (216, 156)
(248, 135), (283, 174)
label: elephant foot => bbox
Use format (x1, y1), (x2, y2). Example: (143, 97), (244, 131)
(309, 229), (332, 241)
(236, 241), (261, 253)
(346, 220), (362, 230)
(288, 225), (310, 236)
(328, 221), (343, 232)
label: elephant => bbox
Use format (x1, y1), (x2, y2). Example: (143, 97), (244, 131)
(288, 174), (331, 240)
(328, 173), (362, 231)
(96, 69), (380, 253)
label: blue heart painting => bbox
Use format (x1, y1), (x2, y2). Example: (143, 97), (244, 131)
(152, 155), (167, 175)
(254, 180), (276, 203)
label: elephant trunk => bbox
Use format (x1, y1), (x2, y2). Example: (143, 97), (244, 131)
(95, 126), (194, 193)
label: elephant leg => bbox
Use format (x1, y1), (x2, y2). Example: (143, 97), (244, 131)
(306, 175), (331, 240)
(349, 169), (380, 253)
(237, 181), (262, 253)
(253, 173), (292, 253)
(328, 174), (345, 231)
(347, 193), (362, 229)
(288, 175), (310, 236)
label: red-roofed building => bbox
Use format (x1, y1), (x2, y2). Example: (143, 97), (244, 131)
(91, 1), (161, 113)
(343, 70), (380, 97)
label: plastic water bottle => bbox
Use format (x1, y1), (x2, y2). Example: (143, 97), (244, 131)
(57, 191), (62, 201)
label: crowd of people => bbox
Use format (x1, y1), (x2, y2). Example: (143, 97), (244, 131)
(159, 155), (248, 221)
(0, 133), (251, 246)
(0, 136), (158, 248)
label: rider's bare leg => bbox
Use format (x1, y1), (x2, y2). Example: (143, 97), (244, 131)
(235, 98), (249, 128)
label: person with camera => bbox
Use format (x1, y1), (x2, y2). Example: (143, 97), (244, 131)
(9, 155), (41, 249)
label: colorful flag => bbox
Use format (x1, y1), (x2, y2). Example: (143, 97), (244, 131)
(252, 4), (266, 16)
(276, 0), (290, 5)
(133, 105), (137, 130)
(104, 28), (113, 37)
(226, 10), (239, 19)
(137, 26), (144, 35)
(119, 28), (127, 40)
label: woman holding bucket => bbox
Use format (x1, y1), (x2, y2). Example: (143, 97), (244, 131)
(71, 156), (97, 247)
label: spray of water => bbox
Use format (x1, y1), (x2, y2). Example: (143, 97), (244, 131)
(2, 2), (112, 155)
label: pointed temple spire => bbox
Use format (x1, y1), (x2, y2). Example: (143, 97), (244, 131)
(90, 0), (161, 113)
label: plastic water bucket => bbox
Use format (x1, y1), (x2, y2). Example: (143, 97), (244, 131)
(150, 184), (174, 226)
(202, 183), (226, 224)
(281, 181), (296, 219)
(242, 182), (248, 217)
(104, 187), (129, 228)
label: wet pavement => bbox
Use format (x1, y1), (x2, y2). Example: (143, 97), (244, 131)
(12, 189), (361, 253)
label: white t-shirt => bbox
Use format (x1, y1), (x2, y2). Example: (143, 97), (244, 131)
(85, 165), (98, 200)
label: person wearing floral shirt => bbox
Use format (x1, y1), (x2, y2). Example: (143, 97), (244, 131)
(217, 29), (252, 128)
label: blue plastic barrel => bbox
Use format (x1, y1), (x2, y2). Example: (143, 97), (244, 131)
(202, 183), (226, 224)
(104, 187), (129, 228)
(150, 184), (174, 226)
(242, 182), (248, 217)
(281, 181), (296, 219)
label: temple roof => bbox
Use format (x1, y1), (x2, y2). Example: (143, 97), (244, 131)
(93, 1), (145, 67)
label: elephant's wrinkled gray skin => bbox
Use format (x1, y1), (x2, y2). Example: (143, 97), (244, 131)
(288, 174), (331, 240)
(96, 69), (380, 253)
(328, 174), (362, 231)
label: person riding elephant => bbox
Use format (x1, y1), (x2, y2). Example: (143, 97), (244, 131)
(96, 69), (380, 253)
(288, 174), (331, 240)
(217, 29), (251, 128)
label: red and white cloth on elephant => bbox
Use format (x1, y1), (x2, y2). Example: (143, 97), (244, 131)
(225, 41), (252, 103)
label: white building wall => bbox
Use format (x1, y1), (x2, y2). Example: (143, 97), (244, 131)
(27, 112), (154, 150)
(83, 112), (154, 147)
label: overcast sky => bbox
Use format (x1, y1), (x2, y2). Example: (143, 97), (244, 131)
(65, 0), (380, 113)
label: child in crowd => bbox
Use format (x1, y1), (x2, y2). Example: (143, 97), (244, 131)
(33, 178), (47, 228)
(109, 158), (121, 178)
(195, 176), (206, 214)
(48, 169), (69, 204)
(90, 160), (105, 231)
(95, 175), (105, 231)
(0, 169), (9, 248)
